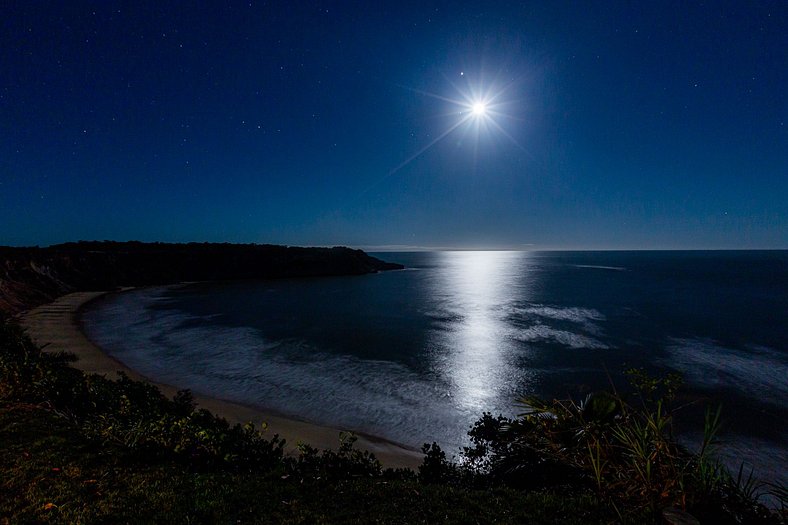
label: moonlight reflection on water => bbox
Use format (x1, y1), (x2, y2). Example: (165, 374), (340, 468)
(430, 251), (535, 414)
(82, 250), (787, 490)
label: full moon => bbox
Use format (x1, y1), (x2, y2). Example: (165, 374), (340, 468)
(472, 102), (487, 116)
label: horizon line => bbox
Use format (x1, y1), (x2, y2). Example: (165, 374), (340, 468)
(2, 240), (786, 252)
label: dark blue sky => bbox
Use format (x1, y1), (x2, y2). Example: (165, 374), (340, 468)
(2, 1), (786, 249)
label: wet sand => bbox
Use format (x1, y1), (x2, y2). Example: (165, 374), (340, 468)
(19, 290), (422, 469)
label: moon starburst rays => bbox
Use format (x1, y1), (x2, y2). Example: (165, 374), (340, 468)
(386, 115), (473, 176)
(356, 75), (521, 198)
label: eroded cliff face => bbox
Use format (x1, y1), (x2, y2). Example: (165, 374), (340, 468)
(0, 242), (403, 317)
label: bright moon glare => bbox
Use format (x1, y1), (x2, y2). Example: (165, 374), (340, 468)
(472, 102), (487, 116)
(380, 76), (523, 179)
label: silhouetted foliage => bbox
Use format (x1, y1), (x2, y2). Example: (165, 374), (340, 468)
(1, 318), (784, 523)
(0, 241), (403, 316)
(419, 370), (785, 523)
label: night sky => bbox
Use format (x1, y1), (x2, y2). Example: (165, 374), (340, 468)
(2, 1), (786, 249)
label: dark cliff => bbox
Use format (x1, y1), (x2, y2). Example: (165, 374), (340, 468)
(0, 241), (403, 317)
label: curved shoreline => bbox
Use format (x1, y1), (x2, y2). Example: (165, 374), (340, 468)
(19, 289), (423, 469)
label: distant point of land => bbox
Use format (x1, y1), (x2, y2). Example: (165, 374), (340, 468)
(0, 241), (403, 317)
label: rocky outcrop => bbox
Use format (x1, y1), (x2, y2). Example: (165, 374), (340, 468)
(0, 241), (403, 317)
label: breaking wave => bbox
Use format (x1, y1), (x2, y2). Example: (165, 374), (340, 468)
(665, 338), (788, 407)
(82, 288), (512, 451)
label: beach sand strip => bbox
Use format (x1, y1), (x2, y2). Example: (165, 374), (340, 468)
(19, 291), (422, 469)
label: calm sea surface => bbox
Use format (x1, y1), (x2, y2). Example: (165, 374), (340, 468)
(83, 250), (787, 485)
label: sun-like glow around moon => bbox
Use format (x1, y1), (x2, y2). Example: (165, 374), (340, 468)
(376, 72), (525, 181)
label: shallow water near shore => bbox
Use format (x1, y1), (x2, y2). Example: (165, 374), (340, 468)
(82, 250), (787, 488)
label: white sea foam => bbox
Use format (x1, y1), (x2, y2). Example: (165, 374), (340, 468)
(79, 252), (787, 500)
(573, 264), (626, 271)
(82, 287), (520, 450)
(664, 338), (788, 406)
(508, 304), (607, 341)
(512, 304), (605, 324)
(512, 324), (608, 349)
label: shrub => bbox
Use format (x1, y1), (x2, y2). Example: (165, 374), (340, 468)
(0, 321), (86, 406)
(1, 321), (314, 474)
(2, 318), (784, 523)
(446, 369), (785, 523)
(290, 432), (382, 482)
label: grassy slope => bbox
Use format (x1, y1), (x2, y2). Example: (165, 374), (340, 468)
(0, 405), (609, 524)
(2, 320), (782, 524)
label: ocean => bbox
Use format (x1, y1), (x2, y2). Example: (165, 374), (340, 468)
(82, 250), (787, 486)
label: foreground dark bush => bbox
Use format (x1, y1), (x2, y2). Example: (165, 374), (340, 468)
(1, 318), (784, 523)
(0, 321), (286, 471)
(420, 370), (786, 523)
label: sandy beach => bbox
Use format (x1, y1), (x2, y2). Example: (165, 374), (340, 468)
(18, 290), (422, 469)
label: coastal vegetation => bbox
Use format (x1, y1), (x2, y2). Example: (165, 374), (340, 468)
(1, 319), (784, 523)
(0, 241), (403, 316)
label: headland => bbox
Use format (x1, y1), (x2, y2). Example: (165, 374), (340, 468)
(2, 242), (418, 468)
